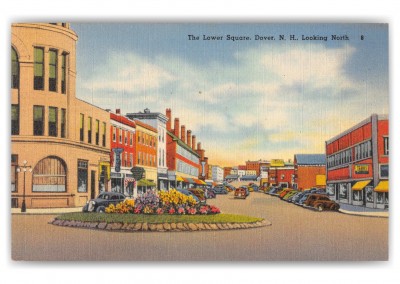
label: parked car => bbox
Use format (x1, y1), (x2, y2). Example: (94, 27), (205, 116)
(286, 191), (303, 203)
(188, 188), (206, 204)
(282, 190), (298, 201)
(294, 192), (312, 206)
(234, 187), (247, 199)
(303, 194), (340, 211)
(278, 188), (292, 199)
(213, 185), (228, 194)
(82, 192), (126, 213)
(271, 187), (285, 197)
(225, 184), (236, 192)
(240, 186), (250, 196)
(259, 185), (269, 193)
(204, 187), (216, 199)
(267, 187), (281, 195)
(248, 183), (259, 192)
(178, 189), (201, 204)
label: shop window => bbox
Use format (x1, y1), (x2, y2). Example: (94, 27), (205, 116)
(61, 53), (67, 94)
(383, 137), (389, 155)
(102, 122), (107, 146)
(48, 107), (58, 137)
(376, 192), (388, 204)
(79, 114), (84, 142)
(34, 47), (44, 90)
(365, 186), (373, 203)
(32, 156), (66, 192)
(49, 49), (58, 92)
(95, 120), (100, 145)
(326, 184), (335, 196)
(353, 190), (363, 201)
(11, 47), (19, 89)
(33, 106), (44, 136)
(11, 104), (19, 135)
(61, 109), (66, 138)
(87, 116), (92, 144)
(77, 160), (88, 192)
(339, 183), (348, 199)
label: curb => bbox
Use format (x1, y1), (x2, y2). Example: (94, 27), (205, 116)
(338, 209), (389, 218)
(49, 219), (272, 232)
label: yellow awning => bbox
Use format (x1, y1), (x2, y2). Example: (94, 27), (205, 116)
(374, 181), (388, 192)
(352, 180), (371, 190)
(176, 176), (184, 182)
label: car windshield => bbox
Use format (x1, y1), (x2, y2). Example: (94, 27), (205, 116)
(97, 194), (109, 200)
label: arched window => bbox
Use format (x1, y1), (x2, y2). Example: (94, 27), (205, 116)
(32, 156), (67, 192)
(11, 47), (19, 89)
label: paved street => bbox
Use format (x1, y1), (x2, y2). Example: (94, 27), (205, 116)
(12, 192), (388, 261)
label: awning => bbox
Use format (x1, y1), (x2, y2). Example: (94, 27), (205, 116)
(181, 177), (189, 183)
(186, 178), (195, 184)
(137, 179), (156, 187)
(176, 176), (184, 182)
(374, 181), (388, 192)
(194, 179), (206, 185)
(352, 180), (371, 191)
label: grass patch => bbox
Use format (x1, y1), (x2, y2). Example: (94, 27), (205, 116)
(55, 213), (264, 224)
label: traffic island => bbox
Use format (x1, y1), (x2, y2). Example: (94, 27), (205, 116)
(49, 213), (272, 232)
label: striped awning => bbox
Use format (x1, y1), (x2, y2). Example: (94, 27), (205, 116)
(374, 181), (388, 192)
(137, 179), (156, 187)
(176, 176), (184, 182)
(352, 180), (371, 191)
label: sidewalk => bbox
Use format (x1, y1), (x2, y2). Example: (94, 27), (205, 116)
(338, 203), (389, 218)
(11, 207), (82, 215)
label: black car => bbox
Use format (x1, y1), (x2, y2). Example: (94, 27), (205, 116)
(82, 192), (126, 213)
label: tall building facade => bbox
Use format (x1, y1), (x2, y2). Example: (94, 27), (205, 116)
(11, 23), (110, 209)
(126, 108), (169, 190)
(109, 110), (136, 197)
(325, 114), (389, 209)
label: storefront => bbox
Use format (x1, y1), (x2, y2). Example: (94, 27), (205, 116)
(110, 170), (136, 197)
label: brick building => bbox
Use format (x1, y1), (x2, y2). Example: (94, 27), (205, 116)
(109, 110), (136, 197)
(268, 160), (294, 188)
(293, 154), (326, 191)
(11, 23), (111, 209)
(325, 114), (389, 209)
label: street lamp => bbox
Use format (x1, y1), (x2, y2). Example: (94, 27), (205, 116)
(16, 160), (32, 213)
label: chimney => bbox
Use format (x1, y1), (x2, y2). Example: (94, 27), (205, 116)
(197, 142), (201, 150)
(181, 125), (186, 143)
(192, 135), (196, 150)
(187, 130), (192, 147)
(116, 109), (121, 114)
(166, 108), (172, 131)
(174, 118), (180, 137)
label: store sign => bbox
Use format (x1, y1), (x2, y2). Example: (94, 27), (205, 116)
(130, 166), (145, 181)
(270, 159), (285, 167)
(112, 148), (124, 172)
(355, 165), (369, 174)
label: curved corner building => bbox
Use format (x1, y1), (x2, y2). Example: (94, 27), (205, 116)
(11, 23), (111, 209)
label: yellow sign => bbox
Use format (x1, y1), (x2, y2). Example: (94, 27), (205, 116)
(270, 159), (285, 167)
(355, 165), (369, 174)
(316, 175), (326, 186)
(98, 162), (111, 180)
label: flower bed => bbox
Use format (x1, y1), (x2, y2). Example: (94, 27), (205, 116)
(105, 189), (221, 215)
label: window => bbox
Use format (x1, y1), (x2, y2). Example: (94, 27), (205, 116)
(130, 133), (133, 146)
(48, 107), (58, 137)
(79, 114), (84, 142)
(384, 137), (389, 155)
(138, 152), (141, 164)
(61, 53), (67, 94)
(119, 128), (122, 143)
(49, 49), (58, 92)
(380, 164), (389, 179)
(77, 160), (88, 192)
(130, 153), (133, 167)
(11, 104), (19, 135)
(112, 126), (116, 142)
(138, 131), (141, 144)
(60, 108), (66, 138)
(11, 154), (18, 192)
(32, 156), (66, 192)
(34, 47), (44, 90)
(87, 117), (92, 143)
(11, 47), (19, 89)
(125, 131), (128, 145)
(102, 122), (106, 146)
(33, 106), (44, 136)
(95, 120), (100, 145)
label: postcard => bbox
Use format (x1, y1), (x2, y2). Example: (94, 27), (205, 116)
(11, 23), (388, 261)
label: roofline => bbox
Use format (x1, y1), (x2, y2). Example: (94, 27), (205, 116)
(126, 112), (168, 123)
(167, 130), (200, 157)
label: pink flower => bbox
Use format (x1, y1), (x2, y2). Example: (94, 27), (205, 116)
(168, 207), (176, 215)
(177, 207), (185, 215)
(156, 208), (164, 215)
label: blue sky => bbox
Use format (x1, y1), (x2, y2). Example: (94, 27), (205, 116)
(71, 23), (388, 167)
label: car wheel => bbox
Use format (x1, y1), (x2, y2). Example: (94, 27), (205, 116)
(315, 204), (323, 212)
(96, 206), (106, 213)
(329, 204), (337, 211)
